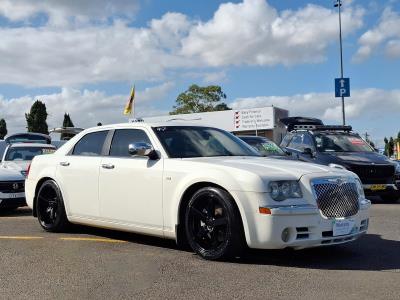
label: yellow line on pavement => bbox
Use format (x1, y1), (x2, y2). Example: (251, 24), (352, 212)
(59, 237), (126, 243)
(0, 236), (44, 240)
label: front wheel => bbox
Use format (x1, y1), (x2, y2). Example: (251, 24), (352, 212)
(36, 180), (70, 232)
(185, 187), (244, 260)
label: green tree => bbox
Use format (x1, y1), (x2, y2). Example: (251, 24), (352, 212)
(384, 137), (389, 156)
(61, 113), (75, 140)
(25, 100), (49, 134)
(170, 84), (230, 115)
(388, 137), (395, 157)
(0, 118), (7, 139)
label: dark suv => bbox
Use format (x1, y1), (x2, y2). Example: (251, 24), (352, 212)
(280, 117), (400, 202)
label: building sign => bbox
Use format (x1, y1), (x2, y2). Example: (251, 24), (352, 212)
(233, 108), (274, 131)
(143, 106), (278, 132)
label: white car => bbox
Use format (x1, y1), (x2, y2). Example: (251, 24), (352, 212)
(25, 123), (371, 260)
(1, 143), (56, 176)
(0, 167), (26, 210)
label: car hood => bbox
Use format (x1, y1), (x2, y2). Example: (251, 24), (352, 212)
(326, 152), (395, 166)
(0, 167), (25, 181)
(183, 156), (346, 180)
(1, 161), (29, 172)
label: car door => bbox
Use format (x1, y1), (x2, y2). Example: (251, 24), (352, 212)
(98, 128), (164, 230)
(55, 130), (109, 218)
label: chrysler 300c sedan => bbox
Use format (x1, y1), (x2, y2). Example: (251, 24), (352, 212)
(25, 123), (371, 260)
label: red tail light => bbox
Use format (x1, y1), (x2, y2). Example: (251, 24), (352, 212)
(26, 163), (31, 178)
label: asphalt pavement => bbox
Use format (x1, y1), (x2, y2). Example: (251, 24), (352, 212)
(0, 203), (399, 300)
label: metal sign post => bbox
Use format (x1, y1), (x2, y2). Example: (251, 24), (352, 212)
(334, 0), (347, 126)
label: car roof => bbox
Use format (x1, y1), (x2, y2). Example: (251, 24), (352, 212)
(84, 122), (214, 132)
(8, 143), (56, 148)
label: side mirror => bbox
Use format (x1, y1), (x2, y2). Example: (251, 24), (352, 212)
(128, 142), (159, 160)
(303, 147), (314, 157)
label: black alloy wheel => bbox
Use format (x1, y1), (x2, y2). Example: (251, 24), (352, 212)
(185, 187), (244, 260)
(36, 180), (69, 232)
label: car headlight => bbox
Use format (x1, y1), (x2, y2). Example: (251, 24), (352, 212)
(268, 180), (302, 201)
(329, 163), (347, 170)
(355, 178), (365, 199)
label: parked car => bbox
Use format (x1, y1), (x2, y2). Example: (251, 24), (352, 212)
(238, 136), (294, 159)
(26, 123), (370, 260)
(280, 117), (400, 202)
(1, 143), (56, 177)
(0, 167), (26, 210)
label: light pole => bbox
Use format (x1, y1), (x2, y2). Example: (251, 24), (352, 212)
(335, 0), (346, 125)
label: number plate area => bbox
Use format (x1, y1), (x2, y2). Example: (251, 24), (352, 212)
(370, 184), (386, 191)
(333, 219), (355, 236)
(0, 192), (24, 199)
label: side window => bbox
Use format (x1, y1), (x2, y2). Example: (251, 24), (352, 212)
(288, 134), (303, 150)
(109, 129), (151, 157)
(72, 131), (108, 156)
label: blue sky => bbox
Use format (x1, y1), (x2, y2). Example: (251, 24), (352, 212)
(0, 0), (399, 146)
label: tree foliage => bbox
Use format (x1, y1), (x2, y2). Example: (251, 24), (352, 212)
(61, 113), (75, 140)
(25, 100), (49, 134)
(170, 84), (230, 115)
(0, 118), (7, 139)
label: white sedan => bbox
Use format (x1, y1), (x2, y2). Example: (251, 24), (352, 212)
(25, 123), (370, 260)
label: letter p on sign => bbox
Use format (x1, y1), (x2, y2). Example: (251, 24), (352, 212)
(335, 78), (350, 98)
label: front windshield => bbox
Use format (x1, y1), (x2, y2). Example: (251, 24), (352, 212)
(5, 147), (55, 161)
(153, 126), (260, 158)
(243, 138), (286, 157)
(315, 134), (373, 152)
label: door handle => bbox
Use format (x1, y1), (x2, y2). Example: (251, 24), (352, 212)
(101, 164), (115, 169)
(60, 161), (70, 166)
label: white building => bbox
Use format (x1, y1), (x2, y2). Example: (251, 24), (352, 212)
(143, 106), (289, 143)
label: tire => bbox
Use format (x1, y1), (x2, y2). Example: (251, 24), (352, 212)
(36, 180), (70, 232)
(184, 187), (244, 260)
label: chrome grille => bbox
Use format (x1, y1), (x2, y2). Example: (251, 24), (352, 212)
(0, 181), (25, 193)
(312, 179), (359, 218)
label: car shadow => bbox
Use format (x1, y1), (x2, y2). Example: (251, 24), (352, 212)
(67, 224), (182, 251)
(238, 234), (400, 271)
(65, 225), (400, 271)
(0, 206), (32, 217)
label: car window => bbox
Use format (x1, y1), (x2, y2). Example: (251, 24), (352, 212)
(5, 147), (56, 161)
(288, 134), (303, 150)
(72, 131), (108, 156)
(302, 134), (315, 150)
(109, 129), (151, 157)
(280, 133), (292, 147)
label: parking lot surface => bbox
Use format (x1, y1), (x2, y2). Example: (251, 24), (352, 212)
(0, 203), (399, 300)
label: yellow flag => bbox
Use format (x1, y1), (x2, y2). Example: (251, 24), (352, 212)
(123, 86), (135, 115)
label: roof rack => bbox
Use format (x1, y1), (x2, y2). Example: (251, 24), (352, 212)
(293, 124), (352, 132)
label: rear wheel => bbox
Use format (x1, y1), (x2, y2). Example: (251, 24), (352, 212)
(185, 187), (244, 260)
(36, 180), (69, 232)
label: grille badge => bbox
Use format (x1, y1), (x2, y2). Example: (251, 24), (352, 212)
(12, 183), (19, 190)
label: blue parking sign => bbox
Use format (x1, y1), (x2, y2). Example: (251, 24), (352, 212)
(335, 78), (350, 97)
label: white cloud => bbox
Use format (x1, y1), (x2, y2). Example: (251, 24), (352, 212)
(0, 83), (174, 133)
(0, 0), (365, 88)
(354, 7), (400, 62)
(231, 88), (400, 122)
(0, 0), (139, 26)
(203, 71), (227, 84)
(181, 0), (364, 66)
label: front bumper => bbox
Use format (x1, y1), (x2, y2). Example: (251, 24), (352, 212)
(241, 199), (370, 250)
(0, 192), (26, 209)
(363, 183), (399, 196)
